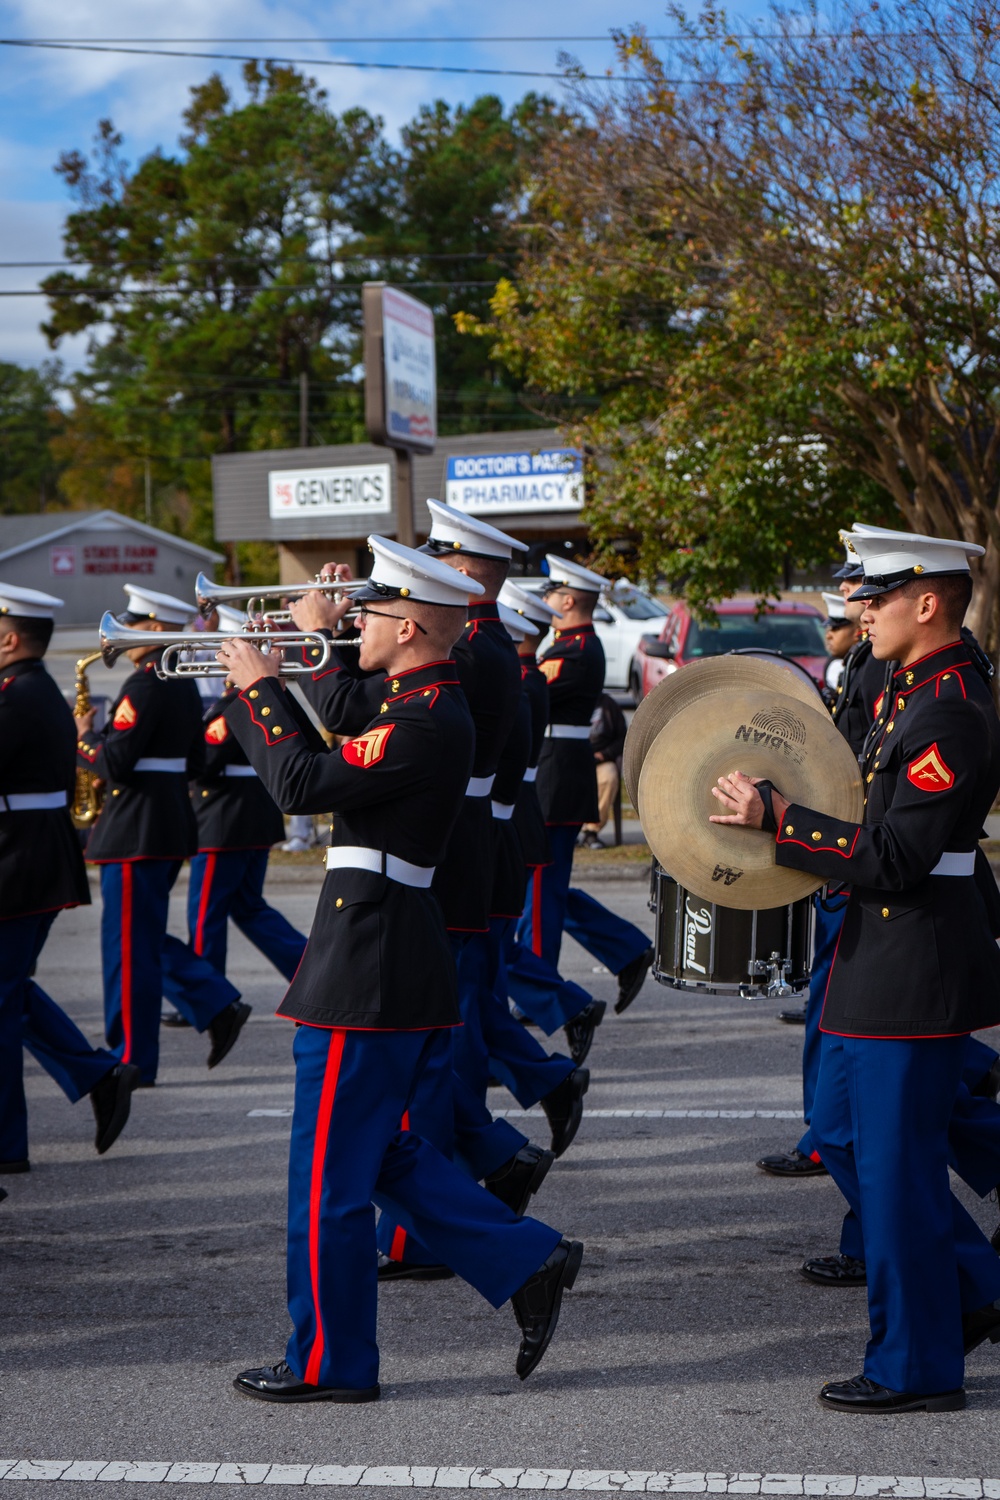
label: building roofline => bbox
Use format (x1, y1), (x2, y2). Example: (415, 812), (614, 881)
(0, 509), (225, 566)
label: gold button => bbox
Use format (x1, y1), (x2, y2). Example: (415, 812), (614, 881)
(897, 696), (905, 710)
(881, 907), (890, 919)
(874, 760), (880, 768)
(311, 648), (320, 658)
(943, 673), (952, 680)
(784, 824), (794, 835)
(867, 772), (874, 783)
(261, 706), (271, 717)
(400, 586), (410, 595)
(202, 789), (209, 798)
(273, 726), (282, 735)
(905, 671), (914, 684)
(112, 788), (120, 796)
(811, 831), (822, 841)
(335, 897), (343, 909)
(886, 721), (894, 732)
(391, 679), (400, 692)
(837, 837), (847, 848)
(380, 702), (388, 713)
(249, 689), (259, 699)
(878, 718), (884, 725)
(424, 690), (431, 697)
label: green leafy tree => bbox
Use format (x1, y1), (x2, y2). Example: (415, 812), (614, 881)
(0, 361), (65, 513)
(467, 0), (1000, 650)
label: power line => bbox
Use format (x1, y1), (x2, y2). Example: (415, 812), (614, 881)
(1, 281), (501, 296)
(0, 38), (625, 80)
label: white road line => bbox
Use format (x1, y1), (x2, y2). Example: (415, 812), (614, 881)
(246, 1109), (802, 1121)
(1, 1466), (998, 1494)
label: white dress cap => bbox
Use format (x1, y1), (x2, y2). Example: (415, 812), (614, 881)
(0, 583), (64, 620)
(822, 591), (849, 623)
(498, 580), (562, 626)
(543, 554), (607, 594)
(847, 527), (984, 600)
(424, 499), (529, 561)
(215, 604), (246, 635)
(355, 534), (486, 608)
(122, 583), (198, 626)
(497, 601), (540, 642)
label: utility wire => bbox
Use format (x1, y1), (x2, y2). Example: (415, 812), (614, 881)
(0, 38), (626, 80)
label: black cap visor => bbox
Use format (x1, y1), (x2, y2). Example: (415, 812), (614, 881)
(833, 561), (864, 579)
(848, 567), (969, 602)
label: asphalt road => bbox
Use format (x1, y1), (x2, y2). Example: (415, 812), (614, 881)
(4, 875), (1000, 1494)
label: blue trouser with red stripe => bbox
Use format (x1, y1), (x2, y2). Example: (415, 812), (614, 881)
(481, 918), (575, 1109)
(810, 1033), (1000, 1395)
(375, 934), (529, 1268)
(187, 848), (306, 980)
(810, 1029), (1000, 1266)
(0, 911), (119, 1164)
(99, 860), (240, 1086)
(287, 1023), (562, 1390)
(511, 826), (648, 1032)
(796, 892), (848, 1161)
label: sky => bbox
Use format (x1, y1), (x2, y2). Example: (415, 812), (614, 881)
(0, 1), (694, 374)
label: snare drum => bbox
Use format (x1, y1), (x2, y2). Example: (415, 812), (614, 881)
(651, 864), (813, 997)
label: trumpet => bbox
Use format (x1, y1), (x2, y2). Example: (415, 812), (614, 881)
(194, 571), (364, 622)
(98, 613), (355, 679)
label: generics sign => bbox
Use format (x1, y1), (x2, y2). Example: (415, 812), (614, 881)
(445, 448), (583, 515)
(268, 463), (392, 520)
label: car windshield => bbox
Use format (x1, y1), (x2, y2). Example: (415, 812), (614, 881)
(686, 612), (827, 658)
(608, 589), (667, 620)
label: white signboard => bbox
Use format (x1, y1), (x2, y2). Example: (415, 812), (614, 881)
(445, 448), (583, 515)
(382, 287), (437, 450)
(268, 463), (392, 520)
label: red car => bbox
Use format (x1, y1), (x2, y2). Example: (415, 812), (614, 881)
(634, 597), (829, 699)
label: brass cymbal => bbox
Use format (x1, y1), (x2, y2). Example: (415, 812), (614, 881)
(636, 687), (863, 910)
(623, 653), (822, 809)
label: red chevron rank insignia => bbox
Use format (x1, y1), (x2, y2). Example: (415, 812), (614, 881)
(907, 743), (955, 792)
(112, 696), (137, 730)
(539, 658), (563, 683)
(205, 716), (229, 744)
(342, 724), (394, 769)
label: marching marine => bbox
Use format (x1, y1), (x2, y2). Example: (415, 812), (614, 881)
(0, 584), (138, 1172)
(76, 585), (251, 1086)
(712, 528), (1000, 1411)
(216, 536), (583, 1402)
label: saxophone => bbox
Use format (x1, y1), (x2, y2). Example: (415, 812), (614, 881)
(71, 651), (105, 829)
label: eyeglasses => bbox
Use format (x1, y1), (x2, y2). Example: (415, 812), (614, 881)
(358, 605), (427, 636)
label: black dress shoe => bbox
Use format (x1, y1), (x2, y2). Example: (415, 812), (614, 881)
(207, 1000), (252, 1069)
(161, 1009), (192, 1029)
(563, 1000), (605, 1065)
(800, 1253), (867, 1286)
(963, 1299), (1000, 1355)
(541, 1067), (589, 1157)
(485, 1143), (555, 1216)
(0, 1159), (30, 1174)
(777, 1006), (807, 1025)
(376, 1252), (454, 1282)
(90, 1062), (140, 1155)
(818, 1374), (964, 1413)
(757, 1148), (828, 1178)
(512, 1238), (583, 1379)
(233, 1360), (379, 1404)
(615, 947), (653, 1014)
(972, 1056), (1000, 1101)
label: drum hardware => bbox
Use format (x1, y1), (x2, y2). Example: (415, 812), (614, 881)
(747, 954), (795, 999)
